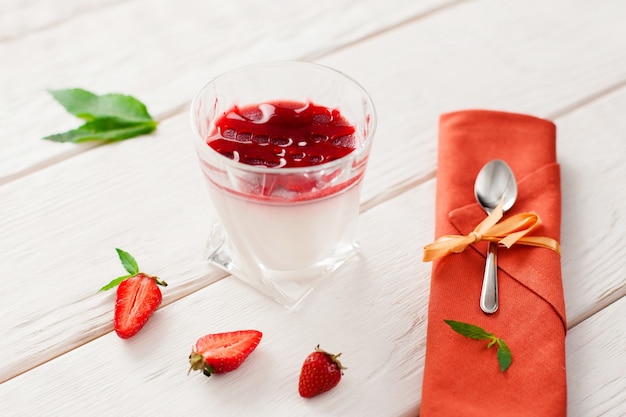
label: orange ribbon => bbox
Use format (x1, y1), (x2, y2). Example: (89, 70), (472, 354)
(423, 200), (561, 262)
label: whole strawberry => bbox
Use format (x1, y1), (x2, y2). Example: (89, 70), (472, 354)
(188, 330), (263, 377)
(100, 248), (167, 339)
(298, 345), (346, 398)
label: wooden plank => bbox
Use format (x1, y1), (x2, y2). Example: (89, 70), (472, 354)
(314, 0), (626, 207)
(0, 177), (435, 417)
(555, 88), (626, 325)
(314, 0), (626, 325)
(566, 297), (626, 417)
(2, 0), (626, 385)
(0, 0), (124, 40)
(0, 0), (455, 183)
(0, 116), (229, 382)
(2, 176), (624, 415)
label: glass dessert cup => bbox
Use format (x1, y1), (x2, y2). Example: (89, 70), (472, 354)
(190, 61), (376, 308)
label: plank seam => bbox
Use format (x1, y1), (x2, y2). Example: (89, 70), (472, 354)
(0, 0), (129, 43)
(304, 0), (474, 61)
(547, 79), (626, 120)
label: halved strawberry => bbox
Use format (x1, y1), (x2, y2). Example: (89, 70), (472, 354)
(114, 273), (164, 339)
(100, 248), (167, 339)
(188, 330), (263, 376)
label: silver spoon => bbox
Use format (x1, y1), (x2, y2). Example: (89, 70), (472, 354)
(474, 159), (518, 314)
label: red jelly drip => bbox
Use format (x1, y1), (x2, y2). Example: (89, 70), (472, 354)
(207, 100), (356, 168)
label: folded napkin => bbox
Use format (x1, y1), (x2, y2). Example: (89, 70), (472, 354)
(420, 110), (566, 416)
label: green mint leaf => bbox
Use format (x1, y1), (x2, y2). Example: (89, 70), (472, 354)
(98, 274), (132, 292)
(444, 319), (512, 372)
(43, 118), (157, 143)
(444, 320), (493, 340)
(496, 339), (512, 372)
(115, 248), (139, 275)
(48, 88), (155, 123)
(44, 88), (158, 143)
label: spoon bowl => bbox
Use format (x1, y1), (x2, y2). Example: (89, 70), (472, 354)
(474, 159), (518, 313)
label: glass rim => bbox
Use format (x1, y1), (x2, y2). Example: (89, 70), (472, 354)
(189, 60), (377, 174)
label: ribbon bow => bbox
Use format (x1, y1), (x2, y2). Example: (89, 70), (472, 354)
(422, 200), (561, 262)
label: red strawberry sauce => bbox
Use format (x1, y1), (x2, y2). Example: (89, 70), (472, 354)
(207, 100), (357, 168)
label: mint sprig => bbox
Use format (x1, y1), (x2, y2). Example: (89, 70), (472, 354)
(99, 248), (167, 292)
(115, 248), (140, 276)
(444, 319), (512, 372)
(44, 88), (158, 143)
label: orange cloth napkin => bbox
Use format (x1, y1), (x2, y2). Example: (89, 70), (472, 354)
(420, 110), (567, 416)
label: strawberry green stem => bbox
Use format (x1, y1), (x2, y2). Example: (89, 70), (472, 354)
(315, 345), (347, 371)
(188, 350), (215, 377)
(152, 275), (167, 287)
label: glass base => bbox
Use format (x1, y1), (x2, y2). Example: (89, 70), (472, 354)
(204, 223), (358, 308)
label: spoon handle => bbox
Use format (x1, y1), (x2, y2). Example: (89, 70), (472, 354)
(480, 242), (499, 313)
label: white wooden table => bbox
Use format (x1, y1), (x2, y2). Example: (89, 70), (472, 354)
(1, 0), (625, 415)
